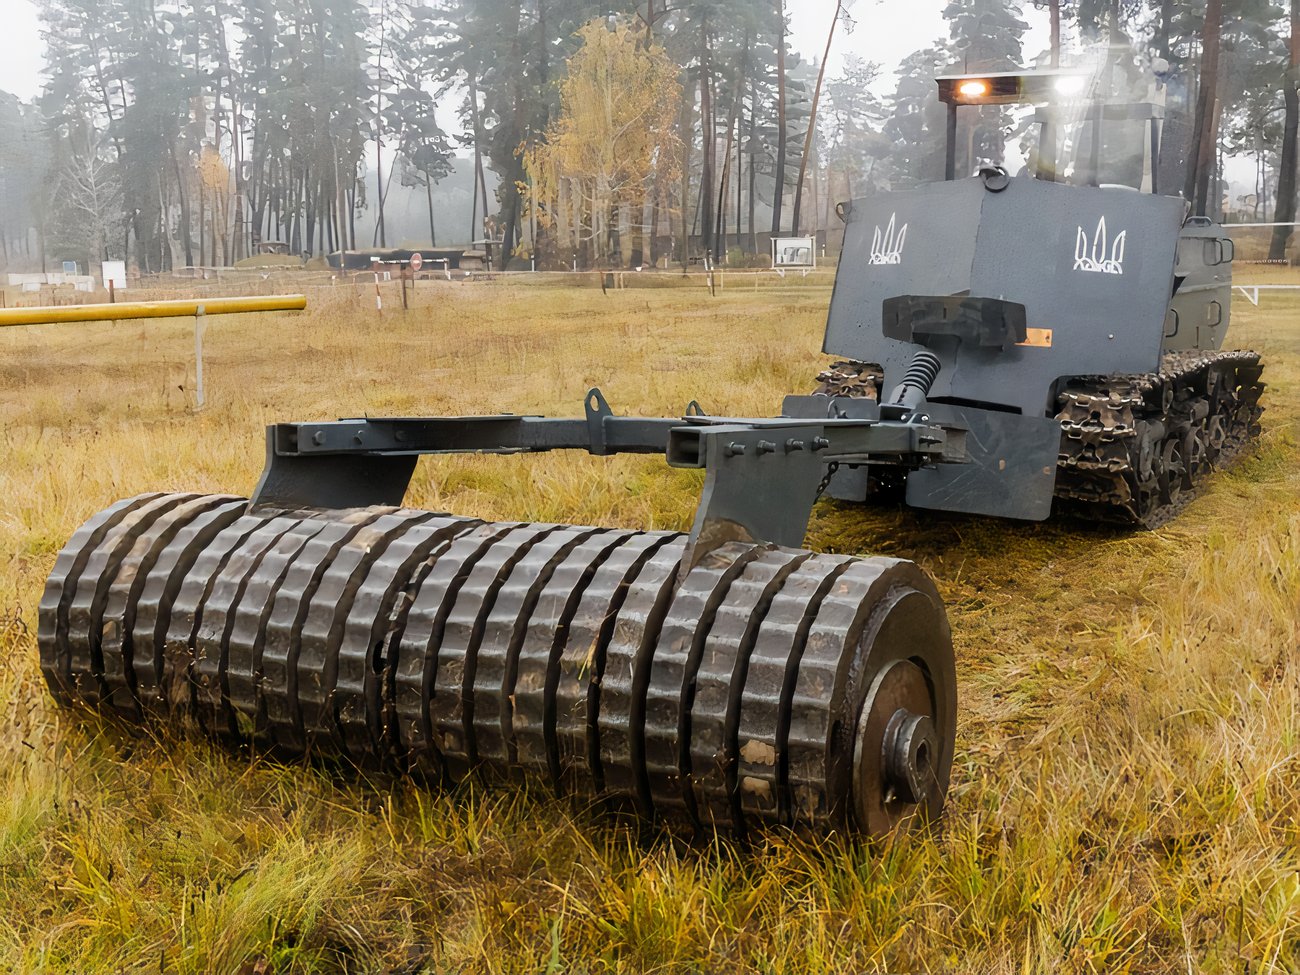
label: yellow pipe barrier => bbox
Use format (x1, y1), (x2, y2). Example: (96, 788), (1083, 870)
(0, 294), (307, 327)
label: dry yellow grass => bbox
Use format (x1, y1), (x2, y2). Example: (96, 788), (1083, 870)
(0, 274), (1296, 973)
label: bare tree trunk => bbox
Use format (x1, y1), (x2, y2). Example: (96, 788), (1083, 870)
(699, 21), (715, 258)
(771, 0), (787, 236)
(1185, 0), (1223, 213)
(1271, 0), (1300, 260)
(791, 1), (840, 236)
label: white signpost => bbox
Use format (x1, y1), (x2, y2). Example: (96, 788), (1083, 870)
(771, 236), (817, 275)
(101, 261), (128, 292)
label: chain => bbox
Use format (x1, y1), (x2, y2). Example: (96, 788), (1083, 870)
(814, 461), (840, 501)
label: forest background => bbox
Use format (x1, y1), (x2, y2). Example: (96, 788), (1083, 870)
(0, 0), (1295, 273)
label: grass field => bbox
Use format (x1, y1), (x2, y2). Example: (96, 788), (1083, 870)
(0, 276), (1297, 973)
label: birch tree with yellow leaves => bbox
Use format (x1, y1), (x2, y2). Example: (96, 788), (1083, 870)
(524, 19), (683, 268)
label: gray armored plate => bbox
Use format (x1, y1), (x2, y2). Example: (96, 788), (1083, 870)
(825, 174), (1186, 417)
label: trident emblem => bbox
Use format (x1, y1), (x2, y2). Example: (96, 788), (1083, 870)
(869, 213), (908, 265)
(1074, 216), (1127, 274)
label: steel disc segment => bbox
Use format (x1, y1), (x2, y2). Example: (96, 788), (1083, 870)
(640, 542), (767, 826)
(131, 498), (247, 717)
(471, 525), (604, 777)
(62, 493), (200, 708)
(259, 507), (398, 753)
(38, 494), (168, 707)
(787, 557), (953, 832)
(192, 514), (313, 738)
(99, 494), (243, 719)
(390, 522), (520, 781)
(332, 515), (479, 763)
(848, 576), (955, 835)
(594, 537), (688, 816)
(509, 528), (636, 778)
(430, 523), (563, 783)
(687, 547), (814, 832)
(160, 511), (280, 721)
(223, 514), (340, 741)
(551, 532), (681, 799)
(294, 509), (438, 757)
(733, 555), (853, 829)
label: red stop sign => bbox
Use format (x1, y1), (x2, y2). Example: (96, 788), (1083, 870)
(409, 252), (423, 272)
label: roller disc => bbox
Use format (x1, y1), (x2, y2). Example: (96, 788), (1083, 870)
(687, 548), (812, 831)
(295, 510), (438, 756)
(160, 511), (279, 721)
(224, 515), (336, 740)
(430, 524), (562, 782)
(787, 559), (955, 832)
(551, 532), (681, 799)
(131, 498), (248, 716)
(63, 494), (197, 707)
(471, 526), (603, 777)
(595, 540), (686, 815)
(733, 556), (852, 829)
(43, 494), (957, 838)
(390, 522), (517, 781)
(641, 542), (763, 826)
(333, 515), (478, 762)
(39, 494), (168, 707)
(99, 495), (244, 719)
(192, 515), (311, 738)
(509, 529), (635, 776)
(259, 508), (399, 753)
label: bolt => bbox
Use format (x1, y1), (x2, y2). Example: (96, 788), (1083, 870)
(724, 442), (746, 457)
(757, 440), (776, 454)
(811, 437), (830, 451)
(353, 433), (364, 445)
(312, 430), (326, 446)
(785, 438), (806, 452)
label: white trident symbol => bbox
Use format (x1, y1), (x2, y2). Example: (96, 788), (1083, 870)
(1074, 216), (1127, 274)
(869, 212), (908, 265)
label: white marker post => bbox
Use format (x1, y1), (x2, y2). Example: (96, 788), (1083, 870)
(194, 304), (207, 408)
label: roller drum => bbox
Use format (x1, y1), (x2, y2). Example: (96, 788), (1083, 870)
(41, 494), (957, 836)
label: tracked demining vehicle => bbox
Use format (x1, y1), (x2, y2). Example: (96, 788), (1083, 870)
(39, 70), (1263, 837)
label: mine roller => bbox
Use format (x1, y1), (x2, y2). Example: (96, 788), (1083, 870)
(38, 70), (1265, 838)
(39, 397), (965, 837)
